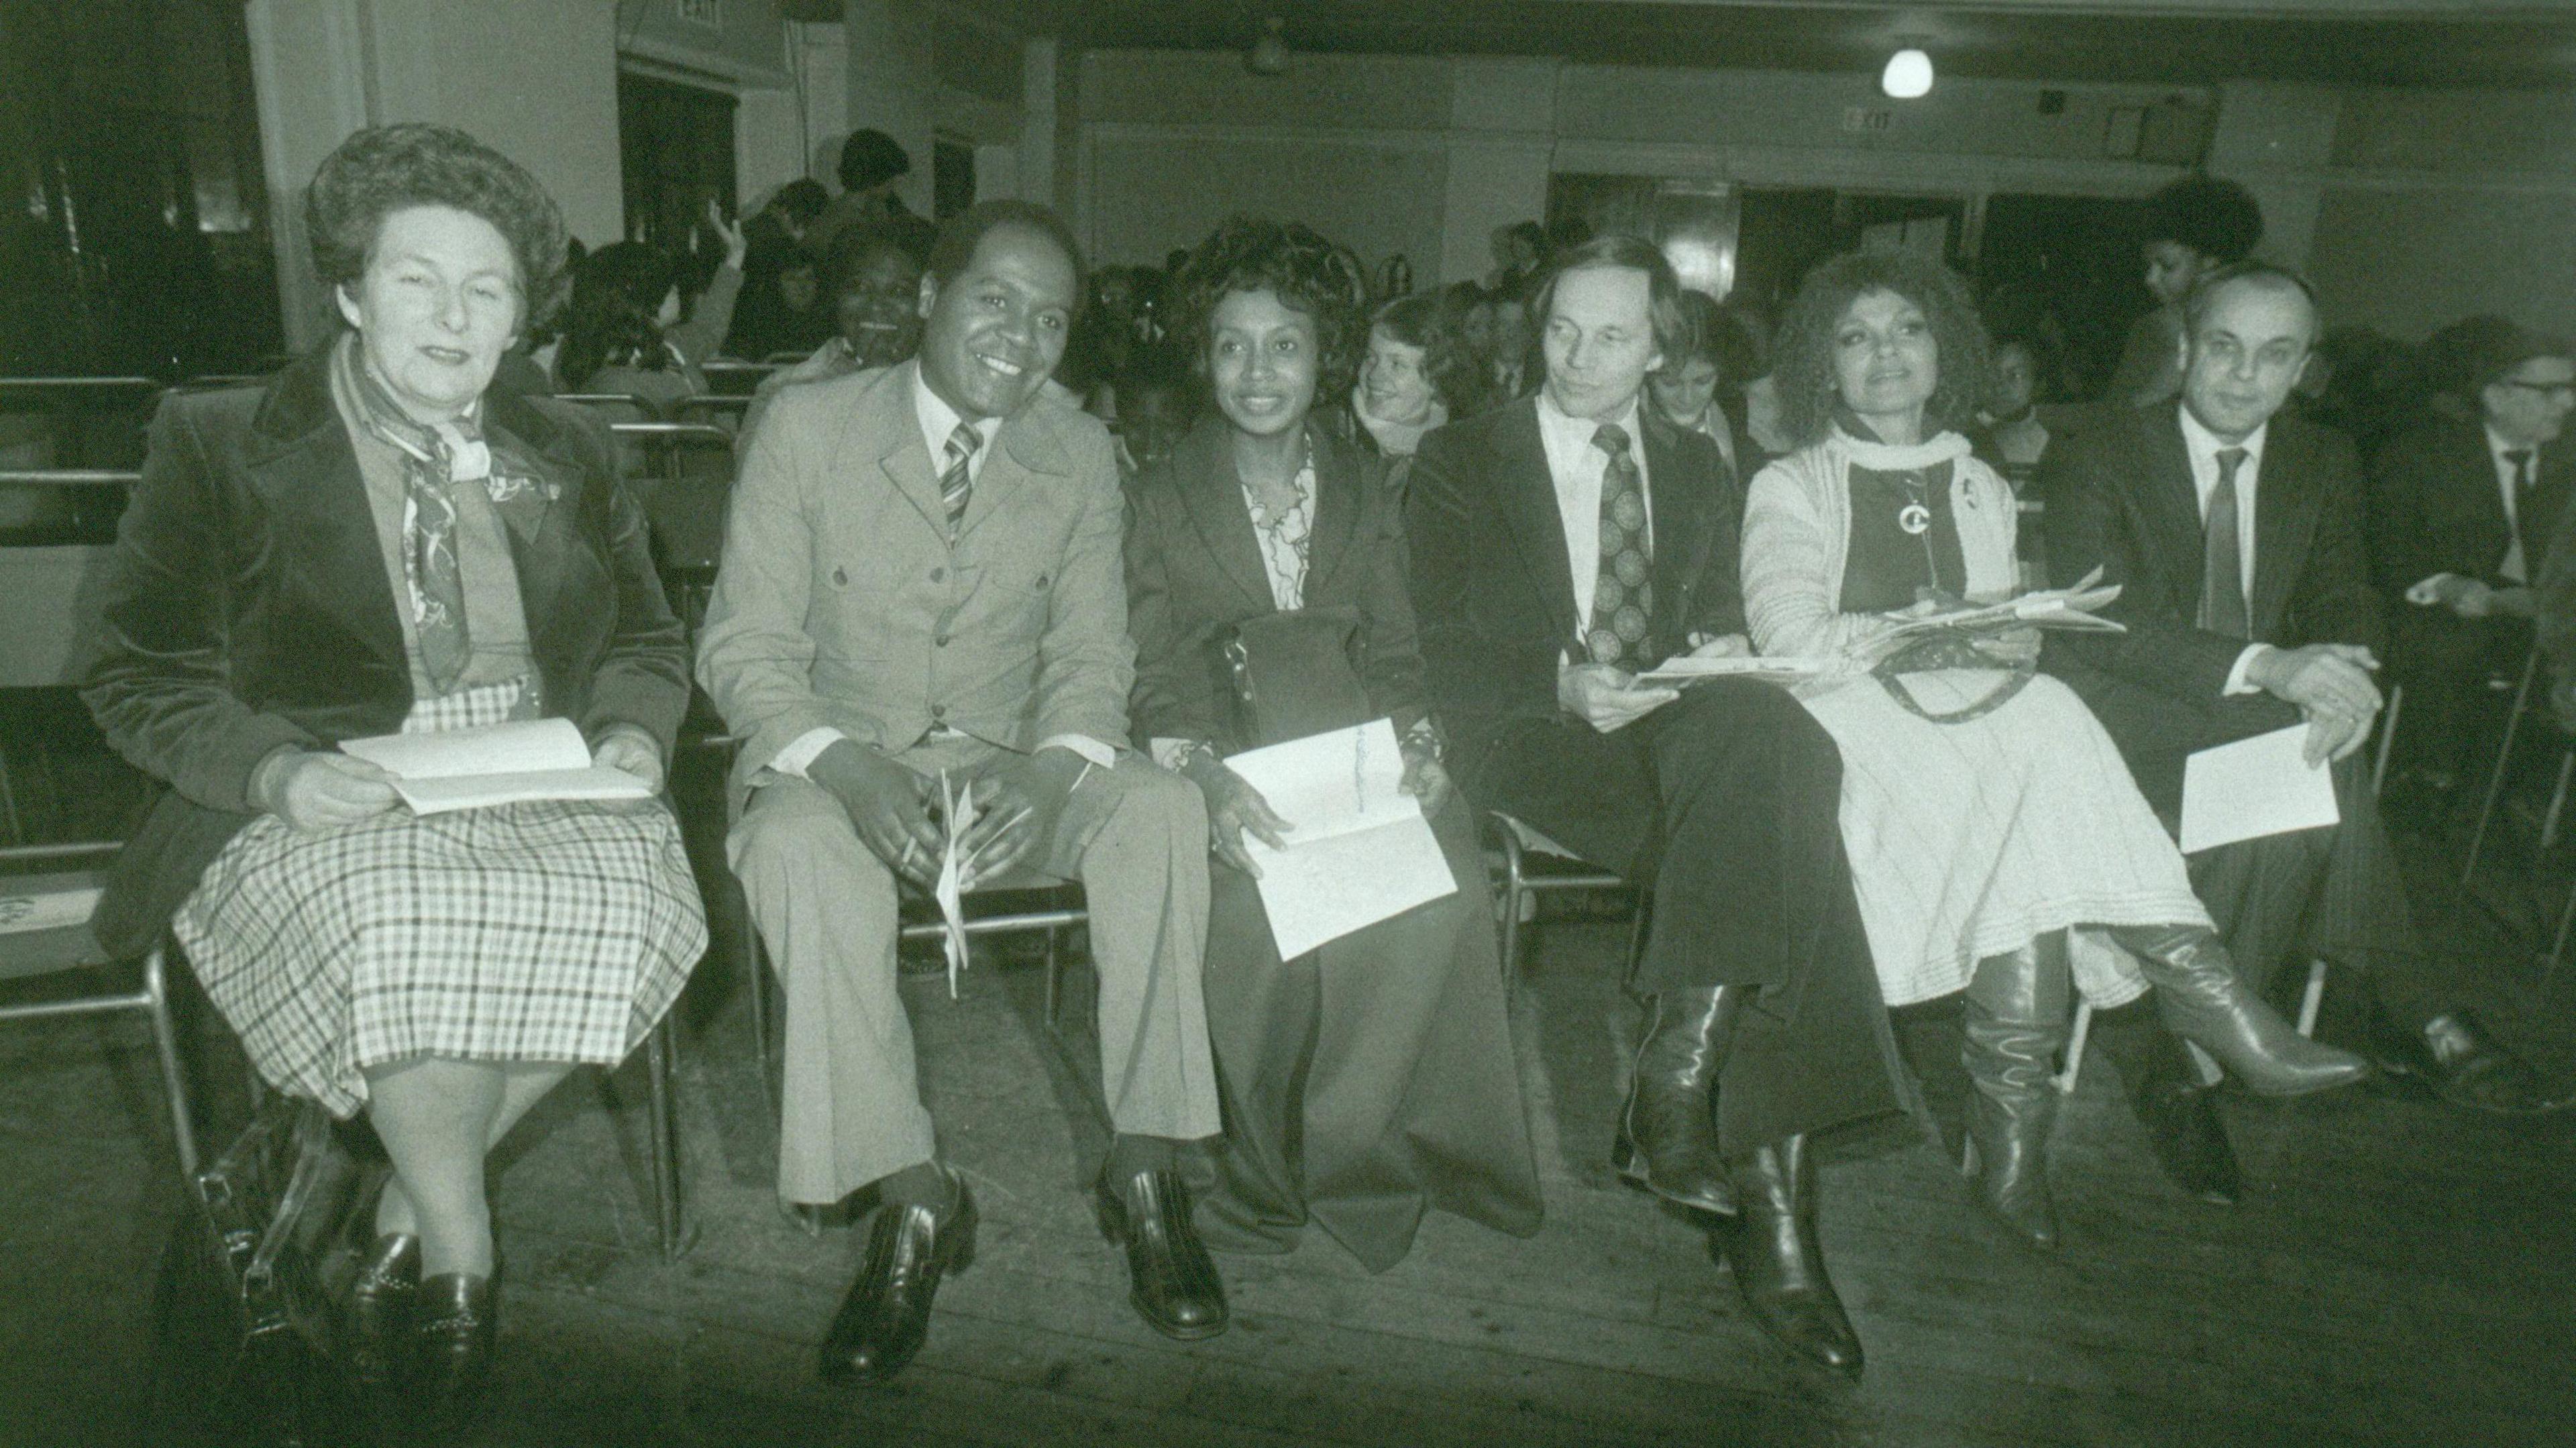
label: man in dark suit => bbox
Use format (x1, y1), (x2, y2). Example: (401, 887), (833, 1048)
(1408, 236), (1898, 1377)
(2045, 263), (2569, 1121)
(2368, 319), (2575, 795)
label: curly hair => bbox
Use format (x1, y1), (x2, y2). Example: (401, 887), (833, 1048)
(1771, 249), (1994, 449)
(2141, 174), (2264, 266)
(305, 123), (569, 329)
(554, 241), (679, 391)
(1169, 215), (1370, 405)
(1368, 294), (1477, 416)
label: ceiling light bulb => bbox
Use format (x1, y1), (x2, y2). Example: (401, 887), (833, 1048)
(1250, 17), (1289, 75)
(1882, 48), (1934, 100)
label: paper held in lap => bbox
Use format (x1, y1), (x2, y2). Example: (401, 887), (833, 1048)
(1224, 718), (1458, 959)
(1879, 566), (2129, 643)
(2179, 723), (2341, 854)
(339, 718), (651, 816)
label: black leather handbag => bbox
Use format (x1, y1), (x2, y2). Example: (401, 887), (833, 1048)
(148, 1093), (369, 1447)
(1223, 606), (1375, 748)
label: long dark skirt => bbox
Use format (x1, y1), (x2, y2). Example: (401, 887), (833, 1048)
(1197, 793), (1544, 1273)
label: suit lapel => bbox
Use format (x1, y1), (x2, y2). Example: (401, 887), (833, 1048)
(2144, 409), (2210, 618)
(1171, 418), (1275, 612)
(865, 364), (952, 534)
(2249, 426), (2318, 638)
(481, 392), (592, 627)
(1641, 413), (1706, 645)
(1491, 402), (1581, 648)
(1301, 422), (1364, 604)
(241, 354), (407, 675)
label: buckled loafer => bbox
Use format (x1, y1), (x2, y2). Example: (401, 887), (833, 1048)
(348, 1232), (421, 1388)
(413, 1271), (496, 1416)
(1097, 1168), (1228, 1341)
(820, 1176), (977, 1386)
(2373, 1011), (2575, 1116)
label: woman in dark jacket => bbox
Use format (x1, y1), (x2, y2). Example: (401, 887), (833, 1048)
(1123, 216), (1541, 1272)
(82, 124), (704, 1413)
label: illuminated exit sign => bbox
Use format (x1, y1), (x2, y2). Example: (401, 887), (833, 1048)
(677, 0), (721, 29)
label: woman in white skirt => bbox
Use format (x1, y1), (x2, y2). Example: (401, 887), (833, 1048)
(83, 125), (705, 1408)
(1738, 249), (2363, 1249)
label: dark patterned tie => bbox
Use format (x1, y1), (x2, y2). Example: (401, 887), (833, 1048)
(940, 421), (980, 533)
(2505, 448), (2538, 581)
(2199, 445), (2250, 639)
(1585, 423), (1654, 671)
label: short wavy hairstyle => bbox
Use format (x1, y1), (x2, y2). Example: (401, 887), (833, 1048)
(1527, 234), (1696, 378)
(1368, 293), (1479, 416)
(1169, 215), (1369, 404)
(2141, 174), (2264, 266)
(1770, 249), (1994, 449)
(305, 123), (570, 328)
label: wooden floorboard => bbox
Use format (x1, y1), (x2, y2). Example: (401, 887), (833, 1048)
(6, 803), (2576, 1446)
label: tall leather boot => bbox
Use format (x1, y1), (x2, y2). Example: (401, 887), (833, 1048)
(1961, 936), (2072, 1251)
(1888, 996), (1971, 1166)
(1709, 1134), (1862, 1377)
(1611, 987), (1737, 1215)
(2089, 999), (2241, 1205)
(2106, 926), (2369, 1098)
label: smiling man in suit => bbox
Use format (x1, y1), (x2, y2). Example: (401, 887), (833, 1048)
(1407, 235), (1899, 1377)
(2045, 262), (2570, 1123)
(2368, 318), (2575, 799)
(699, 201), (1228, 1387)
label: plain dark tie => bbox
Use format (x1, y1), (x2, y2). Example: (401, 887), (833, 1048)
(2506, 448), (2538, 576)
(2199, 446), (2250, 639)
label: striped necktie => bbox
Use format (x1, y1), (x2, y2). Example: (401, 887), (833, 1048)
(940, 421), (981, 533)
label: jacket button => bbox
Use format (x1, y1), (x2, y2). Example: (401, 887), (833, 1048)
(930, 567), (945, 582)
(930, 703), (947, 719)
(934, 634), (950, 647)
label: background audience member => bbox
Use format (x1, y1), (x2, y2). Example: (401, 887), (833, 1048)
(1972, 329), (2057, 484)
(739, 223), (928, 445)
(1648, 289), (1749, 486)
(2370, 317), (2574, 801)
(805, 127), (931, 262)
(1741, 248), (2361, 1252)
(725, 180), (833, 360)
(1344, 292), (1469, 481)
(83, 123), (705, 1416)
(1124, 213), (1542, 1273)
(2046, 263), (2573, 1119)
(553, 205), (748, 412)
(2104, 174), (2264, 408)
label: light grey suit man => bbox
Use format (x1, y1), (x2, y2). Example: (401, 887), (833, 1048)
(698, 203), (1228, 1386)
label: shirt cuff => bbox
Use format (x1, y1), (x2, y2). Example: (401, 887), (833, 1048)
(769, 726), (848, 779)
(2404, 573), (2460, 606)
(2223, 644), (2273, 697)
(1036, 733), (1119, 770)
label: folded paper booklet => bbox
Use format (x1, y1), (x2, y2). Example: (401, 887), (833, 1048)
(1224, 718), (1459, 959)
(339, 718), (652, 816)
(1634, 656), (1841, 688)
(1879, 566), (2128, 642)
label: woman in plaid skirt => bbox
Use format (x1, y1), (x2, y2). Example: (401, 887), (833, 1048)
(82, 125), (706, 1412)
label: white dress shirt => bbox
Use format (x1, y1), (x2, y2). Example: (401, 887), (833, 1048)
(1537, 392), (1654, 628)
(2176, 406), (2272, 696)
(770, 363), (1117, 777)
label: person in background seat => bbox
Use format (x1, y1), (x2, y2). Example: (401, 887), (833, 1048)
(2103, 174), (2264, 410)
(551, 207), (748, 416)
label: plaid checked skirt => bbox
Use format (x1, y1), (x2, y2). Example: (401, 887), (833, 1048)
(174, 686), (706, 1117)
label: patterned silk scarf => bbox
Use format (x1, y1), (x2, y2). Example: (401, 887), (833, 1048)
(332, 335), (555, 693)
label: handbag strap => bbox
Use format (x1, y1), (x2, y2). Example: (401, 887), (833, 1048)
(1870, 633), (2035, 725)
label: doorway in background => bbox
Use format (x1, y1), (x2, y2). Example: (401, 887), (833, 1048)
(616, 68), (738, 295)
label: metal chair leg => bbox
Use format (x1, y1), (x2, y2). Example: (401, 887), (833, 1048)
(2296, 958), (2329, 1038)
(2055, 999), (2094, 1095)
(1043, 926), (1065, 1030)
(141, 945), (200, 1182)
(1493, 820), (1528, 993)
(643, 1020), (687, 1260)
(2463, 651), (2542, 885)
(2542, 746), (2576, 853)
(2371, 684), (2404, 797)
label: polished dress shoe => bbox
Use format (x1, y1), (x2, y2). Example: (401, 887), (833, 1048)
(2090, 1003), (2241, 1206)
(2371, 1011), (2575, 1116)
(347, 1232), (421, 1389)
(820, 1176), (977, 1386)
(1097, 1168), (1228, 1341)
(2110, 926), (2369, 1097)
(1710, 1135), (1862, 1378)
(1961, 943), (2070, 1251)
(413, 1272), (496, 1414)
(1611, 987), (1738, 1215)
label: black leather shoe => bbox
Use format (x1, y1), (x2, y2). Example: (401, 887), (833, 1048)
(820, 1174), (977, 1386)
(1097, 1168), (1228, 1341)
(348, 1232), (420, 1389)
(1611, 987), (1739, 1215)
(2131, 1080), (2242, 1206)
(2372, 1011), (2575, 1116)
(1710, 1135), (1862, 1378)
(413, 1271), (496, 1416)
